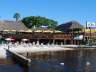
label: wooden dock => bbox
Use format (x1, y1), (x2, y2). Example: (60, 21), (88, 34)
(5, 49), (31, 72)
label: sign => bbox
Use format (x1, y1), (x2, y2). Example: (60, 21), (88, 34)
(87, 22), (96, 29)
(41, 25), (48, 28)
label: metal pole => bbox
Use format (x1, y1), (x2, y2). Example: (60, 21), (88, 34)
(89, 27), (91, 46)
(86, 21), (88, 29)
(83, 28), (85, 44)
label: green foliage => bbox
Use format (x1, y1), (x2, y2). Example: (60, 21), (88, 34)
(22, 16), (58, 29)
(13, 13), (20, 21)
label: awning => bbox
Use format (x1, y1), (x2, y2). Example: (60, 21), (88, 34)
(43, 30), (53, 33)
(10, 30), (16, 32)
(84, 29), (96, 33)
(55, 30), (62, 33)
(19, 30), (25, 32)
(25, 29), (32, 32)
(34, 30), (42, 32)
(3, 30), (10, 32)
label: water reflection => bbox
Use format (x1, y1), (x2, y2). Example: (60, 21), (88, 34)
(24, 49), (96, 72)
(1, 48), (96, 72)
(0, 59), (23, 72)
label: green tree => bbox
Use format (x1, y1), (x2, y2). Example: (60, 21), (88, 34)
(13, 13), (20, 21)
(22, 16), (58, 29)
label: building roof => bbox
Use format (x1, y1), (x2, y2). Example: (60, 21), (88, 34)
(0, 20), (28, 31)
(0, 20), (62, 33)
(56, 21), (84, 32)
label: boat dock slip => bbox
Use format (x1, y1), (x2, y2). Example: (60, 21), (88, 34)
(5, 49), (31, 72)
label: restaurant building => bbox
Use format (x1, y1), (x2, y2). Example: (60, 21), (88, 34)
(0, 20), (91, 45)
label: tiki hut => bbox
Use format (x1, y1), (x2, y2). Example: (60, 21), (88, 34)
(56, 21), (84, 33)
(0, 20), (28, 32)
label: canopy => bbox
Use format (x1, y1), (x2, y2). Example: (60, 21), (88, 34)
(74, 35), (83, 40)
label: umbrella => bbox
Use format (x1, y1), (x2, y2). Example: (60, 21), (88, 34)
(5, 38), (15, 41)
(74, 35), (83, 40)
(22, 38), (28, 41)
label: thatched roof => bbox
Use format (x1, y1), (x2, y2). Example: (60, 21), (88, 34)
(0, 20), (28, 31)
(56, 21), (84, 32)
(0, 21), (62, 33)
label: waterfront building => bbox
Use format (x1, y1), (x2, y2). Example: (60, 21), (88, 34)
(0, 20), (91, 45)
(56, 21), (84, 45)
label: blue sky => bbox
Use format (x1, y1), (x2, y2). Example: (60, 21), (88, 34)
(0, 0), (96, 25)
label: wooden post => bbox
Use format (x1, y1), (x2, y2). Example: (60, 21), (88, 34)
(71, 40), (74, 44)
(53, 39), (55, 45)
(64, 40), (66, 45)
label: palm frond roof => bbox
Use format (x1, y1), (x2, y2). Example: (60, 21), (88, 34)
(0, 20), (28, 31)
(56, 21), (84, 32)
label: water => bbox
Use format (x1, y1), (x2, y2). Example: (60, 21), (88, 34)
(1, 48), (96, 72)
(0, 64), (23, 72)
(0, 59), (23, 72)
(27, 51), (78, 72)
(25, 49), (96, 72)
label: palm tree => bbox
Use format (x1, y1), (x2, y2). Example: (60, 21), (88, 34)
(13, 13), (20, 22)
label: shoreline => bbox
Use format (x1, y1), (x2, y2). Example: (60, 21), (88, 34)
(0, 44), (96, 59)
